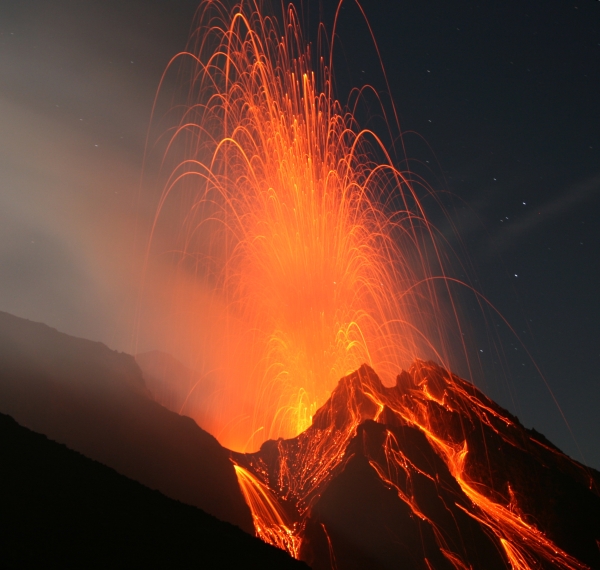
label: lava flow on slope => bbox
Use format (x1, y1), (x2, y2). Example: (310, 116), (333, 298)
(232, 362), (600, 570)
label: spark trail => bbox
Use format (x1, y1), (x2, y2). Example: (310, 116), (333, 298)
(144, 2), (598, 568)
(148, 0), (455, 451)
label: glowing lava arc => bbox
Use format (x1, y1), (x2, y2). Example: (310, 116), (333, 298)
(144, 3), (599, 569)
(148, 0), (459, 453)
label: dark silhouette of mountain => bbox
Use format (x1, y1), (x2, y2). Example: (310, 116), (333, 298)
(0, 311), (253, 533)
(234, 363), (600, 569)
(2, 309), (599, 568)
(0, 412), (309, 569)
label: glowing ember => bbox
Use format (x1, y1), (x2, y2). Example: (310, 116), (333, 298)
(147, 0), (454, 451)
(143, 2), (598, 569)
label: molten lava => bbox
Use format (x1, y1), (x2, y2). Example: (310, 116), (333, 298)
(143, 2), (600, 569)
(232, 363), (599, 569)
(147, 0), (457, 451)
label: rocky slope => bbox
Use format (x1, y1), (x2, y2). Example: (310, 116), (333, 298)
(0, 411), (308, 569)
(234, 363), (600, 569)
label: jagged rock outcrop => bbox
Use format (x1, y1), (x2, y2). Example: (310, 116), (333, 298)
(234, 363), (600, 569)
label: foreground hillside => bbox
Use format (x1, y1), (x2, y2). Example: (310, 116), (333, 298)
(0, 412), (308, 569)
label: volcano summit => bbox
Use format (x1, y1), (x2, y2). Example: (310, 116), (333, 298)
(1, 312), (599, 569)
(230, 362), (600, 569)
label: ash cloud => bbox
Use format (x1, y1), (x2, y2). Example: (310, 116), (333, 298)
(0, 0), (196, 352)
(488, 173), (600, 254)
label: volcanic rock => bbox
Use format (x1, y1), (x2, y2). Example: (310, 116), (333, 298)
(235, 363), (600, 569)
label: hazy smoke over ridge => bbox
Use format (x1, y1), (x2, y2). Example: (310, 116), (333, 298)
(0, 0), (198, 353)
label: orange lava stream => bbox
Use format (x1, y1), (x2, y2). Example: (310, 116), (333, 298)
(373, 363), (587, 570)
(233, 464), (301, 558)
(383, 363), (589, 570)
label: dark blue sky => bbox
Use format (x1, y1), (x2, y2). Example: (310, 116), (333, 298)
(0, 0), (598, 468)
(345, 0), (600, 471)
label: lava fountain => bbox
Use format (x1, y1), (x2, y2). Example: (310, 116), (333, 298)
(144, 0), (460, 452)
(140, 3), (599, 569)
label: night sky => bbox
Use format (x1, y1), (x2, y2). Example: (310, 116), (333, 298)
(1, 0), (598, 469)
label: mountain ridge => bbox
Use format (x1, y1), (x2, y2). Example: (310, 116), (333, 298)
(0, 310), (253, 533)
(1, 310), (598, 568)
(0, 410), (309, 569)
(233, 362), (600, 569)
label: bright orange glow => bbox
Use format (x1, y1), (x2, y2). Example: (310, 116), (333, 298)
(146, 0), (455, 452)
(143, 2), (591, 568)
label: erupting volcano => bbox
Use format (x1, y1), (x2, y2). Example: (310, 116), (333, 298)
(138, 1), (600, 569)
(147, 0), (460, 453)
(231, 362), (600, 569)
